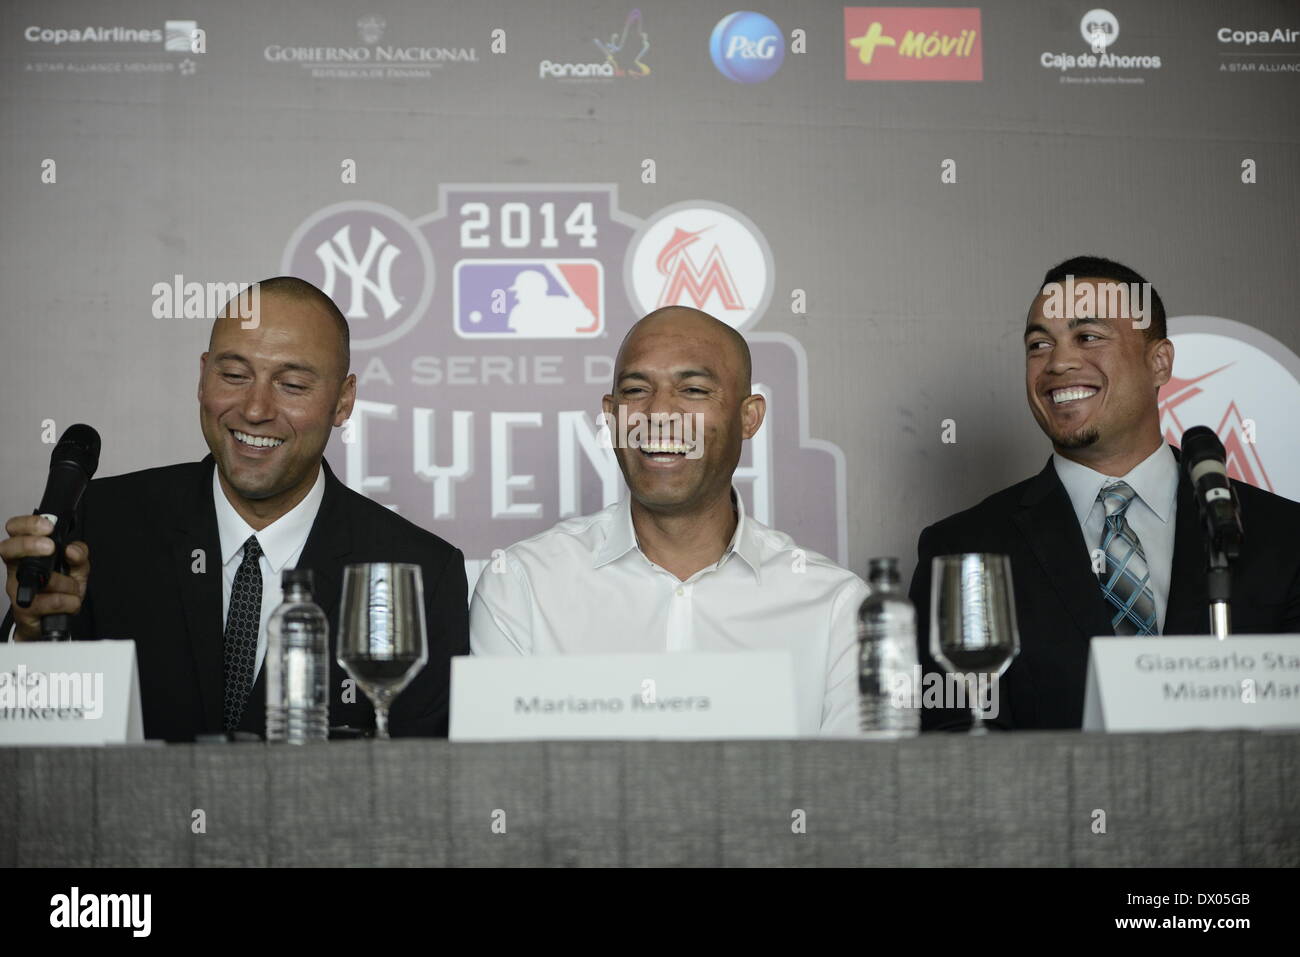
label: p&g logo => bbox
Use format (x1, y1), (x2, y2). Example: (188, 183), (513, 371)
(710, 11), (784, 83)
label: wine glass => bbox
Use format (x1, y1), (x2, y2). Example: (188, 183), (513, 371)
(929, 553), (1020, 734)
(337, 563), (429, 739)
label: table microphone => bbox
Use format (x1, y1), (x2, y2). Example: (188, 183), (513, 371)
(1179, 425), (1243, 560)
(14, 424), (101, 639)
(1180, 425), (1243, 640)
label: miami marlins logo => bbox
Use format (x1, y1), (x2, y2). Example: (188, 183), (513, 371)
(1159, 363), (1273, 492)
(625, 201), (772, 331)
(654, 227), (745, 313)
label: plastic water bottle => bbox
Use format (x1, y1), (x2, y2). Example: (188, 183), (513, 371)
(266, 568), (329, 743)
(857, 557), (920, 738)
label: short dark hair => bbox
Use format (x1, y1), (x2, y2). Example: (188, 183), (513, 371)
(215, 276), (351, 378)
(1037, 255), (1166, 341)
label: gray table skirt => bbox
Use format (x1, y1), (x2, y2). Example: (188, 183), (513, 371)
(3, 730), (1296, 867)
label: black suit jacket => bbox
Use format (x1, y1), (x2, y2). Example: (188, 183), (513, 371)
(908, 448), (1300, 730)
(11, 456), (469, 742)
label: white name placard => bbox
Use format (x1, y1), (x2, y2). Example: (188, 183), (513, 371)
(0, 640), (143, 746)
(1083, 635), (1300, 732)
(450, 651), (797, 741)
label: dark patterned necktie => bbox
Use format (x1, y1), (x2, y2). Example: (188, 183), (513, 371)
(1097, 482), (1158, 637)
(223, 535), (263, 732)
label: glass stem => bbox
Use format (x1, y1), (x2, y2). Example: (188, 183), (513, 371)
(967, 673), (987, 735)
(375, 705), (390, 740)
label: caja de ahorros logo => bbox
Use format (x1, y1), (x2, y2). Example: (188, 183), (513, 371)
(281, 186), (847, 580)
(1041, 8), (1162, 76)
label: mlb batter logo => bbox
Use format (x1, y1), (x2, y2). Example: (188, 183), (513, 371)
(454, 259), (604, 338)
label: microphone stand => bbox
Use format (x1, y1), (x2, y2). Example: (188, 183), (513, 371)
(1206, 547), (1231, 641)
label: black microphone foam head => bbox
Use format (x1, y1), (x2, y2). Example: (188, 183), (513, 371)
(1179, 425), (1224, 471)
(50, 423), (101, 478)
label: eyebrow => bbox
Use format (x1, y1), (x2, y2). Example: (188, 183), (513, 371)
(1023, 316), (1110, 340)
(213, 352), (321, 377)
(617, 368), (719, 384)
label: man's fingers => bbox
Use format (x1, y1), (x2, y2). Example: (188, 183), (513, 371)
(42, 570), (83, 598)
(65, 540), (90, 574)
(0, 534), (56, 565)
(62, 548), (90, 595)
(20, 590), (83, 618)
(4, 514), (53, 538)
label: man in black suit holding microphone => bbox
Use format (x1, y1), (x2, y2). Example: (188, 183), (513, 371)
(2, 277), (469, 741)
(909, 256), (1300, 730)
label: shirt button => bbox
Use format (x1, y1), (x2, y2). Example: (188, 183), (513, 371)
(675, 586), (685, 597)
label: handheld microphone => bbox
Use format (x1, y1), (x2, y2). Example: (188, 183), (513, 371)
(1179, 425), (1243, 561)
(14, 425), (101, 620)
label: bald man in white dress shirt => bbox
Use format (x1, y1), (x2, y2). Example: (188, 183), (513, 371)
(470, 307), (867, 736)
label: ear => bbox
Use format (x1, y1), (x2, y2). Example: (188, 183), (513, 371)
(1148, 337), (1174, 388)
(197, 352), (209, 403)
(334, 373), (357, 426)
(740, 392), (766, 440)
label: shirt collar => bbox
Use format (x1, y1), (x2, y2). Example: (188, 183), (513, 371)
(213, 464), (326, 572)
(594, 487), (763, 582)
(1052, 442), (1179, 527)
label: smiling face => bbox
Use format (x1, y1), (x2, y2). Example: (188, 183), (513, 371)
(1024, 276), (1173, 467)
(198, 292), (355, 516)
(602, 309), (764, 515)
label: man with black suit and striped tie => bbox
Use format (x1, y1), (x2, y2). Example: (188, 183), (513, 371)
(909, 256), (1300, 730)
(1, 278), (469, 741)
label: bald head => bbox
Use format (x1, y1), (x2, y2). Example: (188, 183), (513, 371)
(603, 306), (765, 517)
(212, 276), (350, 382)
(615, 307), (752, 394)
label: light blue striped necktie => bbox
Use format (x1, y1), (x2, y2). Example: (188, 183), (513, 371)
(1098, 482), (1158, 637)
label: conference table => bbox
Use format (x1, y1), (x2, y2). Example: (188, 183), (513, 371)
(4, 730), (1296, 867)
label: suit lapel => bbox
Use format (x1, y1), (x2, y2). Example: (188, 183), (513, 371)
(1012, 458), (1114, 642)
(171, 456), (225, 733)
(295, 459), (353, 612)
(1164, 466), (1209, 635)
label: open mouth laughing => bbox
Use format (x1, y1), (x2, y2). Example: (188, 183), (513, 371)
(1048, 385), (1099, 406)
(631, 438), (697, 466)
(230, 428), (285, 452)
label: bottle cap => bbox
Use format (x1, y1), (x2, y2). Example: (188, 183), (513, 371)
(867, 556), (901, 584)
(282, 567), (314, 590)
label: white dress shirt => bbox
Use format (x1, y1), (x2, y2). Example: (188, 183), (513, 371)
(469, 490), (869, 736)
(1052, 443), (1179, 633)
(213, 465), (325, 677)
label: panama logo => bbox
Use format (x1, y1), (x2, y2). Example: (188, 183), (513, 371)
(541, 8), (650, 80)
